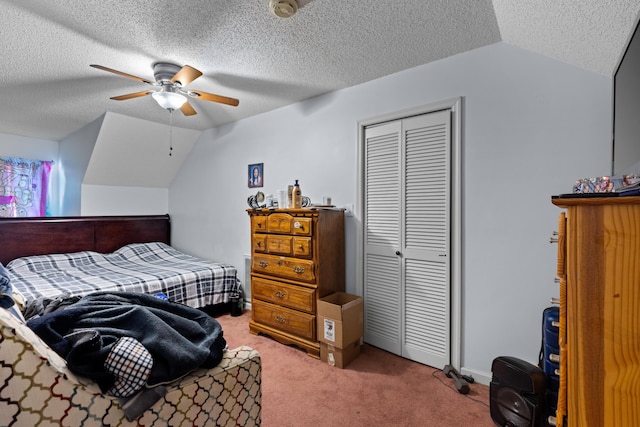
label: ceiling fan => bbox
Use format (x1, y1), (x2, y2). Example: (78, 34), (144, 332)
(90, 62), (239, 116)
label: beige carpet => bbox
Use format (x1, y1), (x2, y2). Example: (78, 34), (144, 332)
(216, 310), (495, 427)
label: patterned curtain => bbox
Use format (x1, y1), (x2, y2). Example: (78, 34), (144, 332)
(0, 157), (52, 217)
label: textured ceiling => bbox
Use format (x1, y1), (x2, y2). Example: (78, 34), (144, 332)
(0, 0), (639, 141)
(492, 0), (640, 75)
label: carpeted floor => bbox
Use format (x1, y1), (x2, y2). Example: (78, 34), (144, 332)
(216, 310), (496, 427)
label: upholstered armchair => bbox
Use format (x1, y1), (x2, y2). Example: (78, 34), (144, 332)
(0, 307), (261, 426)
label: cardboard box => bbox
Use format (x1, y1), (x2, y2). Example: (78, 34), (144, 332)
(317, 292), (363, 349)
(320, 341), (361, 369)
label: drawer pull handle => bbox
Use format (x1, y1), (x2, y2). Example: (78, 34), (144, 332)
(258, 261), (268, 268)
(294, 221), (302, 229)
(549, 353), (560, 363)
(275, 291), (286, 299)
(275, 315), (286, 324)
(299, 244), (304, 249)
(292, 266), (305, 274)
(257, 241), (262, 247)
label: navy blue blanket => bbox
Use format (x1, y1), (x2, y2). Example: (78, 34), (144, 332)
(28, 291), (226, 391)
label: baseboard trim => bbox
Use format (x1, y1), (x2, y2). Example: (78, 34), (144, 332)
(460, 367), (491, 386)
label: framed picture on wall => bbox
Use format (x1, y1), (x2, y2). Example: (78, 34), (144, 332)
(248, 163), (263, 188)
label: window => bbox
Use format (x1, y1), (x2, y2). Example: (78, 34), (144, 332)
(0, 157), (52, 217)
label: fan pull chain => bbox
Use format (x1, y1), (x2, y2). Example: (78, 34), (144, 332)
(169, 110), (174, 156)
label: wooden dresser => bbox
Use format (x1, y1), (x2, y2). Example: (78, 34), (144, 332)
(247, 208), (345, 358)
(551, 196), (640, 427)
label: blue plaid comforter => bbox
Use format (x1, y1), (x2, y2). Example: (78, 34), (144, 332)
(7, 242), (241, 308)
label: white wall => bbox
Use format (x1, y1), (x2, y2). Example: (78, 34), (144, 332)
(79, 112), (200, 216)
(81, 185), (168, 215)
(56, 112), (201, 216)
(170, 42), (611, 382)
(58, 115), (104, 215)
(84, 112), (201, 188)
(2, 111), (193, 217)
(457, 44), (610, 381)
(0, 132), (61, 215)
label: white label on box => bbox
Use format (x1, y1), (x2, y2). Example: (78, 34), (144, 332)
(323, 318), (336, 342)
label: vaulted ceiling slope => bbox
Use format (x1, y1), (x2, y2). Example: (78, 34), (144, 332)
(1, 0), (639, 141)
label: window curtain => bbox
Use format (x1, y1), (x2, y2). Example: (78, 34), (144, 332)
(0, 157), (52, 217)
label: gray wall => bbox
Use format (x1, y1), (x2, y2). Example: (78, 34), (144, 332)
(169, 42), (611, 381)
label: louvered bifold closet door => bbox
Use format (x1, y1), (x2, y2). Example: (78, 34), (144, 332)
(363, 110), (451, 369)
(401, 111), (450, 369)
(363, 121), (403, 354)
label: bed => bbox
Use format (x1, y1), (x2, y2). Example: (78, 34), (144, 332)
(0, 215), (262, 426)
(0, 214), (241, 315)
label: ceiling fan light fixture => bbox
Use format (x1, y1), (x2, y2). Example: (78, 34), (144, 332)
(269, 0), (298, 18)
(91, 62), (239, 115)
(152, 90), (187, 111)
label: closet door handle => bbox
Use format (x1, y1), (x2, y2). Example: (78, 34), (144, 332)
(395, 251), (401, 256)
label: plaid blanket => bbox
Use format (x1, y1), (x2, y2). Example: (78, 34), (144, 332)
(7, 242), (241, 309)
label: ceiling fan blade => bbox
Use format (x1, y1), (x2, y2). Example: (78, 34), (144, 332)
(180, 101), (197, 116)
(90, 64), (154, 85)
(171, 65), (202, 86)
(188, 90), (239, 107)
(110, 90), (154, 101)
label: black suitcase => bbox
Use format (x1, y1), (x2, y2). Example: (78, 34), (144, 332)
(539, 306), (560, 421)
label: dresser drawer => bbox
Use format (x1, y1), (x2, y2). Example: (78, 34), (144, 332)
(293, 236), (311, 257)
(263, 213), (313, 236)
(266, 235), (294, 255)
(252, 216), (268, 232)
(262, 235), (311, 257)
(252, 234), (267, 253)
(267, 213), (294, 233)
(291, 218), (312, 236)
(252, 299), (316, 340)
(252, 276), (315, 312)
(252, 253), (315, 283)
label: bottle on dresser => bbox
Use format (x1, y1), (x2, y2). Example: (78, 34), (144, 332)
(291, 179), (302, 208)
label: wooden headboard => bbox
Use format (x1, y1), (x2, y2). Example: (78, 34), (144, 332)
(0, 214), (171, 265)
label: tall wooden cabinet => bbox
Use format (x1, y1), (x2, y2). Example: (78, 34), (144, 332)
(247, 208), (345, 358)
(552, 196), (640, 427)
